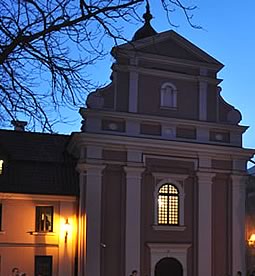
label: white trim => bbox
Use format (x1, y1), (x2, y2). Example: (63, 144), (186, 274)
(124, 166), (145, 276)
(231, 174), (247, 275)
(153, 176), (186, 227)
(147, 243), (191, 276)
(81, 164), (105, 276)
(113, 64), (221, 85)
(0, 193), (76, 202)
(199, 81), (208, 121)
(27, 231), (57, 236)
(197, 171), (215, 276)
(129, 70), (139, 112)
(69, 132), (254, 161)
(79, 108), (248, 133)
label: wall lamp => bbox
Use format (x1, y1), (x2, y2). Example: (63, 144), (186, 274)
(248, 233), (255, 247)
(64, 218), (70, 243)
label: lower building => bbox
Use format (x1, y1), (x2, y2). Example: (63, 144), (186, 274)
(0, 129), (78, 275)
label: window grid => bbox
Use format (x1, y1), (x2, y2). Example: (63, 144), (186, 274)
(158, 184), (179, 225)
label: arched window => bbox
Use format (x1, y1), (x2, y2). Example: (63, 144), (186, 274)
(158, 183), (179, 225)
(160, 83), (177, 108)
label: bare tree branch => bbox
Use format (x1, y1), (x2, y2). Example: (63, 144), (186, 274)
(0, 0), (198, 132)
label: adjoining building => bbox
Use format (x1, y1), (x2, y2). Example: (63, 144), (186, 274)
(0, 5), (254, 276)
(0, 128), (78, 275)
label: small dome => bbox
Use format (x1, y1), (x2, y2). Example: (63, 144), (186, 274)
(132, 1), (157, 41)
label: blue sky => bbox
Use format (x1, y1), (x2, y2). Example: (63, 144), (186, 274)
(56, 0), (255, 151)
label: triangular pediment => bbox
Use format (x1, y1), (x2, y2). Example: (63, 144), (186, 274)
(114, 30), (223, 69)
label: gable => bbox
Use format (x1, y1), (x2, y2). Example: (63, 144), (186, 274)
(114, 30), (223, 69)
(138, 37), (206, 63)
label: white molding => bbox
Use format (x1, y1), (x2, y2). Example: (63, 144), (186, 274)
(160, 82), (177, 109)
(80, 109), (248, 133)
(70, 132), (254, 161)
(152, 225), (186, 231)
(147, 243), (191, 276)
(27, 231), (57, 236)
(113, 64), (221, 85)
(0, 193), (76, 202)
(129, 71), (139, 112)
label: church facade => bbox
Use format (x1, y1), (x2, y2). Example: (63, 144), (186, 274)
(0, 6), (254, 276)
(68, 8), (255, 276)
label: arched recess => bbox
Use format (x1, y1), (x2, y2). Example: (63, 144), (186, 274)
(160, 82), (177, 109)
(155, 257), (183, 276)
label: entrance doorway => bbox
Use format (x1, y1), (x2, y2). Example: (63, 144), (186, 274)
(155, 257), (183, 276)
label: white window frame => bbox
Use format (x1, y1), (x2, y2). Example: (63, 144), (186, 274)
(153, 173), (186, 231)
(160, 82), (177, 109)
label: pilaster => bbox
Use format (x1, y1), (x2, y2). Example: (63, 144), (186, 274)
(231, 174), (247, 275)
(76, 163), (105, 276)
(124, 166), (145, 276)
(199, 80), (208, 121)
(197, 171), (215, 276)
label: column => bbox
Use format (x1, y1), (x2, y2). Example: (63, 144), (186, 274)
(124, 166), (145, 276)
(77, 172), (86, 276)
(197, 171), (215, 276)
(77, 163), (105, 276)
(232, 174), (247, 275)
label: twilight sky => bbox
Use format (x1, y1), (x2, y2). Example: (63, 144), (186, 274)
(51, 1), (255, 152)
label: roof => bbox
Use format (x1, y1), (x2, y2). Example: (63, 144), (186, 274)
(0, 130), (78, 196)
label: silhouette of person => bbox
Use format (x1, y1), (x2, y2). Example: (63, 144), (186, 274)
(11, 267), (19, 276)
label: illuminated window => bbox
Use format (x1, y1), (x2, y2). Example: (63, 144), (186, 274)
(160, 83), (177, 108)
(36, 206), (53, 232)
(158, 183), (179, 225)
(0, 160), (3, 175)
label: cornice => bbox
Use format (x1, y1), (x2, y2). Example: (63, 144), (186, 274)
(69, 132), (255, 161)
(113, 64), (222, 85)
(81, 109), (248, 133)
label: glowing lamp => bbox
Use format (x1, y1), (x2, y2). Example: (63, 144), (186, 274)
(64, 218), (71, 243)
(248, 233), (255, 246)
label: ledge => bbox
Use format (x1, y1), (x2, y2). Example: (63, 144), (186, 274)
(152, 225), (186, 231)
(27, 231), (57, 236)
(0, 231), (6, 235)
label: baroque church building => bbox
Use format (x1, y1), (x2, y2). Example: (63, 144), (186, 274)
(0, 4), (254, 276)
(69, 6), (255, 276)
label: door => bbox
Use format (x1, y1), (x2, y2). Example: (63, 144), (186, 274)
(155, 257), (183, 276)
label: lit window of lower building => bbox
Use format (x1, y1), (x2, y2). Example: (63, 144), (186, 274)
(35, 206), (53, 232)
